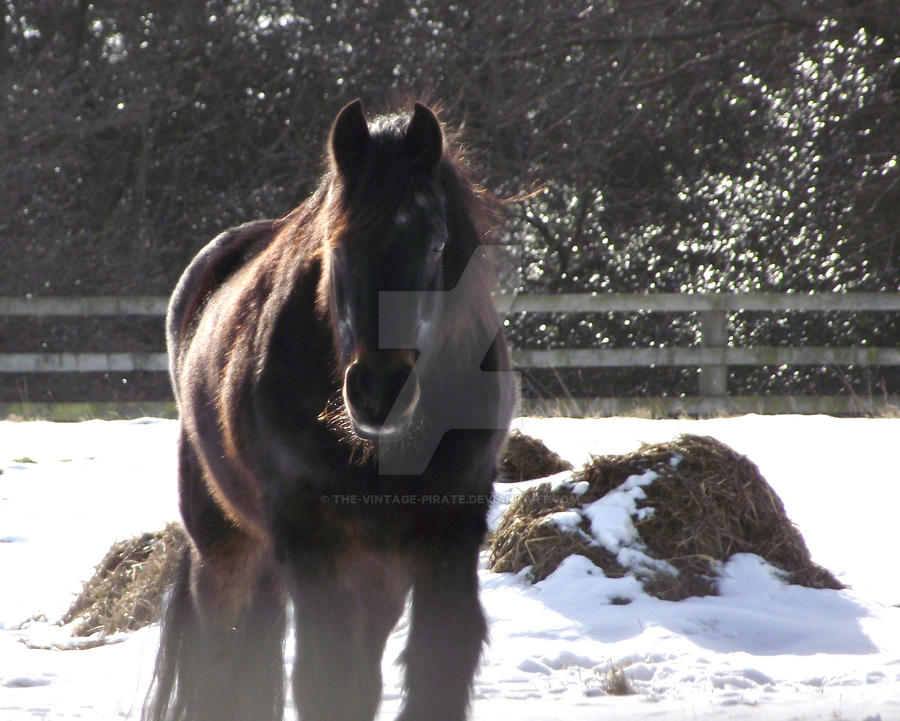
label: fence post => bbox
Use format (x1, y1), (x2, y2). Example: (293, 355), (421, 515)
(699, 309), (728, 397)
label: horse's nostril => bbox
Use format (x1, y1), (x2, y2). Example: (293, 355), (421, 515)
(343, 360), (419, 435)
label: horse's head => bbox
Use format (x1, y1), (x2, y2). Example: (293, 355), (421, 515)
(320, 100), (452, 440)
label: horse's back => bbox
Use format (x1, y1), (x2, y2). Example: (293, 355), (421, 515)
(167, 220), (277, 388)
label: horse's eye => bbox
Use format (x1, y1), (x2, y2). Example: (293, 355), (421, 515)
(431, 234), (447, 256)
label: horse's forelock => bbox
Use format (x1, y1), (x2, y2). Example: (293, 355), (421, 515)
(306, 106), (503, 353)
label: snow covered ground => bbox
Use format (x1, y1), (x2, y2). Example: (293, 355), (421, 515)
(1, 414), (898, 720)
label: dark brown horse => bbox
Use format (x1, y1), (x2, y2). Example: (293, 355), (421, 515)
(143, 100), (516, 721)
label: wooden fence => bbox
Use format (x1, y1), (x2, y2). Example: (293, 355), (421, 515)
(2, 293), (899, 418)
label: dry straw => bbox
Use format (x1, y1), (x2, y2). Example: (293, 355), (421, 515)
(490, 434), (841, 600)
(499, 429), (574, 482)
(62, 523), (188, 636)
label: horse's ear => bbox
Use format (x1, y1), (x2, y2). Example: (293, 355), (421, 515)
(405, 102), (443, 171)
(330, 99), (370, 175)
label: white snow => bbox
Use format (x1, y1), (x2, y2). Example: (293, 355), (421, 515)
(579, 469), (657, 554)
(1, 414), (899, 720)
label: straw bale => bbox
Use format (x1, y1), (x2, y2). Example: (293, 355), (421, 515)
(490, 480), (622, 582)
(489, 434), (842, 600)
(499, 430), (574, 482)
(62, 523), (187, 636)
(634, 435), (842, 595)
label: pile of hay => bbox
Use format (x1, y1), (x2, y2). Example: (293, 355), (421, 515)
(62, 523), (188, 636)
(490, 434), (841, 600)
(499, 429), (574, 482)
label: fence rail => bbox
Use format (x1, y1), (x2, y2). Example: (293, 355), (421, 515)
(5, 292), (900, 315)
(0, 296), (169, 316)
(3, 293), (899, 417)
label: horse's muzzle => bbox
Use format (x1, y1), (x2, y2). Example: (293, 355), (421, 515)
(343, 353), (419, 440)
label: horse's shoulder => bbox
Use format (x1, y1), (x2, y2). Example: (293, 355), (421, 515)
(167, 219), (278, 347)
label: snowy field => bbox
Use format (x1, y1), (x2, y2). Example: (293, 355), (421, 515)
(1, 414), (899, 720)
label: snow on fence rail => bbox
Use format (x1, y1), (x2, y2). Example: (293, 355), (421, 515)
(2, 294), (900, 417)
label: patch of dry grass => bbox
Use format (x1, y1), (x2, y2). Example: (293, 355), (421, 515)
(597, 664), (636, 696)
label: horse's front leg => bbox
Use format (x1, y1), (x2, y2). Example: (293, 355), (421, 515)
(144, 433), (286, 721)
(285, 549), (409, 721)
(398, 538), (487, 721)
